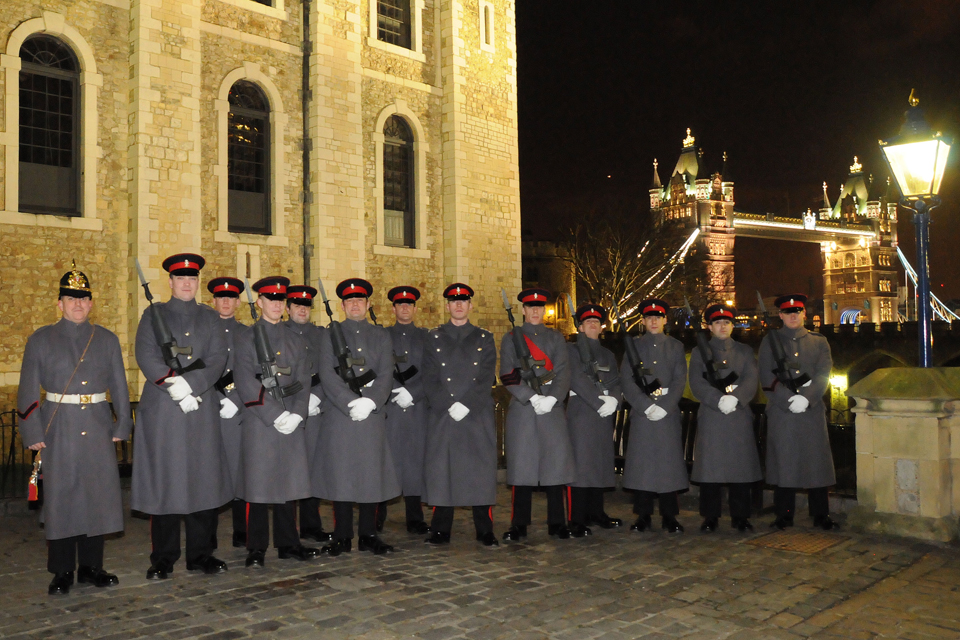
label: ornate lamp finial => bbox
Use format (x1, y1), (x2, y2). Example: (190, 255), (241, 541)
(908, 88), (919, 107)
(683, 128), (695, 148)
(850, 156), (863, 173)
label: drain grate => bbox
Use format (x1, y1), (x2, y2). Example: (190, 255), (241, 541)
(745, 530), (849, 554)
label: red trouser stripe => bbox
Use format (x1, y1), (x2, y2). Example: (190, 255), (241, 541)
(510, 486), (516, 522)
(566, 486), (572, 521)
(488, 506), (494, 527)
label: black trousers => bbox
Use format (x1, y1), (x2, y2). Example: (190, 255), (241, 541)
(333, 502), (378, 540)
(231, 499), (247, 534)
(247, 501), (299, 550)
(633, 490), (679, 518)
(48, 534), (104, 574)
(376, 495), (424, 527)
(299, 497), (324, 532)
(774, 486), (830, 520)
(430, 505), (494, 536)
(569, 487), (606, 525)
(699, 483), (752, 519)
(510, 485), (566, 527)
(150, 508), (219, 565)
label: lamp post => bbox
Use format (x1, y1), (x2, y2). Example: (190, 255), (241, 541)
(879, 90), (953, 367)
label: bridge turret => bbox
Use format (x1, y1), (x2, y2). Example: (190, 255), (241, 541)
(649, 158), (662, 211)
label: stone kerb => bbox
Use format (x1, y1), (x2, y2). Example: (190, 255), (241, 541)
(846, 367), (960, 542)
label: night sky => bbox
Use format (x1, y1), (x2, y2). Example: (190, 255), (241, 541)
(515, 0), (960, 308)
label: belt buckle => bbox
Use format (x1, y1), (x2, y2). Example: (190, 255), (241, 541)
(79, 394), (93, 404)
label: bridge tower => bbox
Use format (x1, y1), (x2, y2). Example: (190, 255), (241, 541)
(650, 129), (735, 306)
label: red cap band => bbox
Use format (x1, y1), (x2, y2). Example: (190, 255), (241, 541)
(214, 283), (240, 294)
(643, 304), (666, 315)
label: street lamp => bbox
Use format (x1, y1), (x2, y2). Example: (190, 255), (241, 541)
(879, 90), (953, 367)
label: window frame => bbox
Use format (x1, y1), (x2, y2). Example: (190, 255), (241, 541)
(227, 80), (272, 236)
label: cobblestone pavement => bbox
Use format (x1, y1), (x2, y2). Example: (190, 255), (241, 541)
(1, 486), (958, 639)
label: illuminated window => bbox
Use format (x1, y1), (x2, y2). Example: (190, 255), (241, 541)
(383, 115), (414, 247)
(378, 0), (411, 49)
(19, 35), (79, 215)
(227, 81), (270, 235)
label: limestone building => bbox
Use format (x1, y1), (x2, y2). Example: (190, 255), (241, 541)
(0, 0), (521, 403)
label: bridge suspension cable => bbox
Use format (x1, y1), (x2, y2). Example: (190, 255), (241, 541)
(896, 246), (959, 323)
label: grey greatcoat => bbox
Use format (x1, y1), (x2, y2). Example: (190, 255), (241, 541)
(313, 318), (401, 503)
(385, 322), (429, 496)
(17, 319), (132, 540)
(688, 336), (762, 484)
(132, 297), (232, 515)
(620, 332), (689, 493)
(566, 338), (622, 489)
(499, 323), (575, 487)
(284, 319), (324, 489)
(234, 320), (312, 504)
(216, 315), (244, 495)
(759, 326), (835, 488)
(422, 322), (498, 507)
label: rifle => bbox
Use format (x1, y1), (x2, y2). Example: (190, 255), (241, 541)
(135, 259), (205, 375)
(244, 279), (302, 408)
(567, 294), (609, 392)
(684, 297), (738, 393)
(369, 308), (417, 385)
(317, 279), (375, 395)
(615, 305), (661, 397)
(499, 288), (555, 393)
(756, 291), (810, 394)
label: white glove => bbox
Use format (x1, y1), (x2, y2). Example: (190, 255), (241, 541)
(309, 393), (322, 416)
(390, 387), (414, 409)
(220, 397), (239, 419)
(528, 394), (546, 414)
(568, 389), (578, 397)
(448, 401), (470, 421)
(597, 395), (619, 418)
(644, 404), (668, 421)
(274, 412), (303, 435)
(718, 395), (738, 415)
(347, 397), (377, 421)
(788, 394), (810, 413)
(166, 376), (193, 402)
(802, 380), (812, 388)
(538, 396), (558, 413)
(179, 395), (200, 414)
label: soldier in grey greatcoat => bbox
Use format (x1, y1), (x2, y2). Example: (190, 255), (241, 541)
(18, 264), (131, 595)
(566, 303), (622, 538)
(207, 276), (247, 548)
(283, 285), (332, 544)
(132, 253), (232, 579)
(235, 277), (319, 567)
(620, 298), (688, 534)
(422, 284), (499, 547)
(499, 288), (575, 542)
(314, 278), (400, 555)
(688, 304), (762, 533)
(759, 294), (837, 531)
(379, 285), (430, 535)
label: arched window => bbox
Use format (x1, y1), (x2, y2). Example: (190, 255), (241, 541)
(227, 81), (270, 235)
(383, 115), (414, 248)
(19, 35), (79, 215)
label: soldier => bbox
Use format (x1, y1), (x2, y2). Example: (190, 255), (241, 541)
(422, 284), (499, 547)
(566, 303), (623, 537)
(314, 278), (400, 555)
(207, 276), (247, 548)
(499, 288), (575, 542)
(235, 277), (319, 567)
(620, 298), (688, 534)
(133, 254), (232, 579)
(688, 304), (762, 533)
(283, 285), (332, 544)
(17, 264), (131, 595)
(379, 286), (431, 535)
(759, 294), (838, 530)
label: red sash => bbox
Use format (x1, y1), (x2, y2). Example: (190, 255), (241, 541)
(523, 335), (553, 371)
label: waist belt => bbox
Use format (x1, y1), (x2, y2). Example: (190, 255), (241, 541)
(46, 392), (107, 405)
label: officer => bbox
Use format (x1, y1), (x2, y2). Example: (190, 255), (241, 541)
(379, 285), (430, 535)
(620, 298), (688, 533)
(314, 278), (400, 555)
(207, 276), (247, 548)
(17, 263), (131, 595)
(688, 304), (762, 533)
(133, 254), (232, 579)
(759, 294), (837, 530)
(422, 284), (499, 547)
(235, 277), (319, 567)
(499, 288), (575, 542)
(283, 284), (332, 544)
(566, 303), (622, 537)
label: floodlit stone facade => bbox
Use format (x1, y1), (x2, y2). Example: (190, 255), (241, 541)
(0, 0), (521, 405)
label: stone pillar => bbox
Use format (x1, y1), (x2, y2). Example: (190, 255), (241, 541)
(846, 368), (960, 542)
